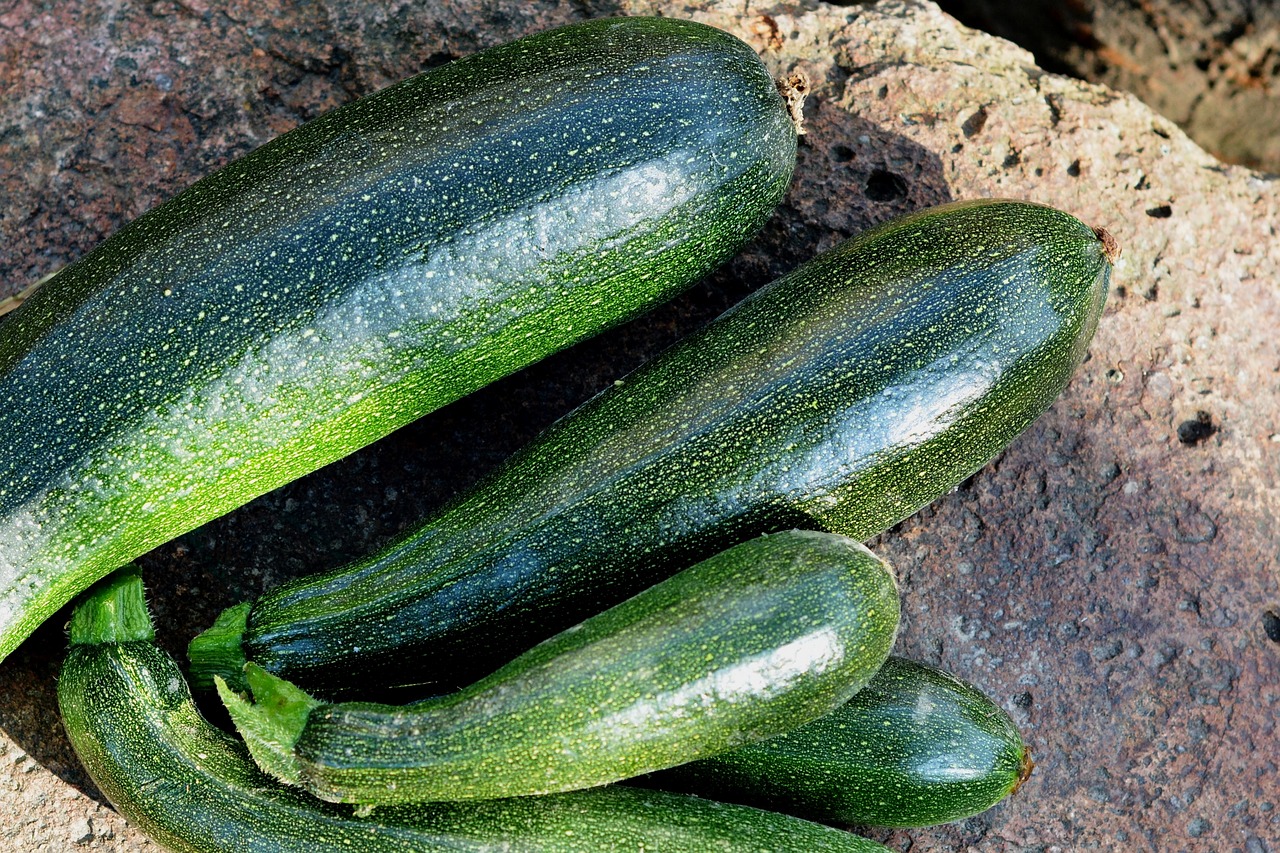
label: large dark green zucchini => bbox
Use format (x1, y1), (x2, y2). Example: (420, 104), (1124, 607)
(192, 199), (1114, 696)
(217, 530), (900, 805)
(0, 16), (798, 662)
(645, 656), (1033, 828)
(59, 569), (893, 853)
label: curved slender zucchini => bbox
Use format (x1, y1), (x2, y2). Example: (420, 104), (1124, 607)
(217, 530), (900, 805)
(645, 656), (1033, 828)
(0, 15), (799, 662)
(59, 569), (893, 853)
(193, 199), (1114, 696)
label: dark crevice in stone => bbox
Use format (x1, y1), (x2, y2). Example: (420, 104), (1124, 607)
(1176, 411), (1216, 445)
(865, 168), (908, 201)
(1262, 610), (1280, 643)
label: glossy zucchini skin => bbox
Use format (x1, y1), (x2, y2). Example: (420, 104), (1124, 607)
(59, 570), (893, 853)
(0, 15), (798, 662)
(217, 530), (900, 805)
(194, 199), (1113, 696)
(646, 656), (1033, 828)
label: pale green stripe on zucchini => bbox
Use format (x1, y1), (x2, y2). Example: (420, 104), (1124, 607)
(218, 530), (900, 805)
(59, 569), (893, 853)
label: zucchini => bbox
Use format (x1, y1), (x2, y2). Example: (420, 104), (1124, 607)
(217, 530), (900, 805)
(0, 15), (799, 662)
(645, 656), (1033, 828)
(58, 569), (894, 853)
(192, 198), (1114, 697)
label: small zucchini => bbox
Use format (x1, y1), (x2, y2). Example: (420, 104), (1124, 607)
(0, 15), (799, 662)
(645, 656), (1033, 828)
(59, 569), (894, 853)
(217, 530), (900, 805)
(192, 198), (1115, 697)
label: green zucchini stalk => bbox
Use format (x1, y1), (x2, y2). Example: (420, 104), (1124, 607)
(217, 530), (900, 805)
(192, 199), (1114, 698)
(58, 568), (894, 853)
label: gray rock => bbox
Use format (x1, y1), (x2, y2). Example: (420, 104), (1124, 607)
(70, 817), (93, 844)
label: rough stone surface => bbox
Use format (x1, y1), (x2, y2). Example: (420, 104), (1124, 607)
(1, 1), (1278, 851)
(935, 0), (1280, 172)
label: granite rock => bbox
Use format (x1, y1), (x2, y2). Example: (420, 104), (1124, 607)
(1, 1), (1277, 850)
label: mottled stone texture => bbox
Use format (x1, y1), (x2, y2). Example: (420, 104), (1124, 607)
(0, 1), (1277, 850)
(935, 0), (1280, 172)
